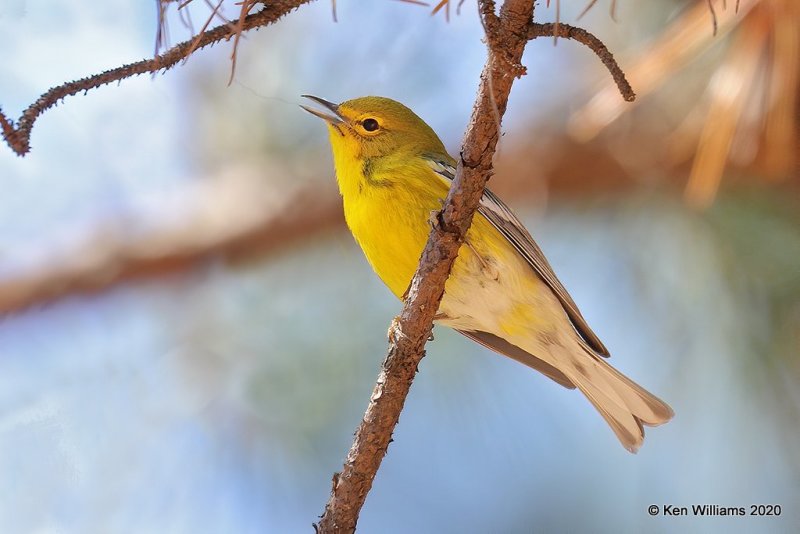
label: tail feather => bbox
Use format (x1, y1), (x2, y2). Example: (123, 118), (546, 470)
(568, 367), (646, 453)
(597, 356), (674, 426)
(558, 347), (674, 453)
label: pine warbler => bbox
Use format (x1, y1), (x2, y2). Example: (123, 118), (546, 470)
(301, 95), (673, 452)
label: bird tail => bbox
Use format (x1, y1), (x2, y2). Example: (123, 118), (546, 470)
(559, 346), (674, 453)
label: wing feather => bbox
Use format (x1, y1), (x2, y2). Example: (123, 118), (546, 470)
(426, 158), (610, 357)
(457, 330), (576, 389)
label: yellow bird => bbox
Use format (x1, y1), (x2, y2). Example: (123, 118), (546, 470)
(302, 95), (673, 452)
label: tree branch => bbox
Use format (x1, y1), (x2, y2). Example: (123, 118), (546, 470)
(528, 22), (635, 102)
(0, 0), (314, 156)
(315, 1), (537, 532)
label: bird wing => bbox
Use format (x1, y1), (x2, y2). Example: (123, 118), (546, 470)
(457, 329), (576, 388)
(426, 157), (610, 357)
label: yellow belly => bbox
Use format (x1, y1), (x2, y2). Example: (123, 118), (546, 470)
(343, 180), (437, 299)
(341, 168), (551, 337)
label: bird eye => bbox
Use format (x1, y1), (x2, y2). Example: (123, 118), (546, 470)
(362, 118), (379, 132)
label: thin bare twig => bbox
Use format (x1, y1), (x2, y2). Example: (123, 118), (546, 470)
(577, 0), (618, 22)
(432, 0), (450, 21)
(708, 0), (719, 36)
(182, 0), (228, 64)
(0, 0), (315, 156)
(577, 0), (597, 20)
(529, 22), (636, 102)
(315, 1), (538, 531)
(227, 0), (261, 85)
(155, 0), (170, 56)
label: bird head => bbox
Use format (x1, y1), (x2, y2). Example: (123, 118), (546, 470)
(301, 95), (447, 161)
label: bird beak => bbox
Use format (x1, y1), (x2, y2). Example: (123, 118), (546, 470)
(300, 95), (344, 125)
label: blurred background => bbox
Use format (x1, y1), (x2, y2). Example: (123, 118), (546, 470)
(0, 0), (798, 532)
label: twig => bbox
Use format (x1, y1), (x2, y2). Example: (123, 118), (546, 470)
(227, 0), (261, 85)
(577, 0), (618, 22)
(182, 0), (228, 65)
(0, 0), (315, 156)
(315, 1), (537, 532)
(432, 0), (450, 21)
(155, 0), (170, 56)
(707, 0), (719, 36)
(529, 22), (636, 102)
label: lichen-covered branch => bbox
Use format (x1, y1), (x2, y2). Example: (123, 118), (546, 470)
(0, 0), (314, 156)
(315, 1), (538, 532)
